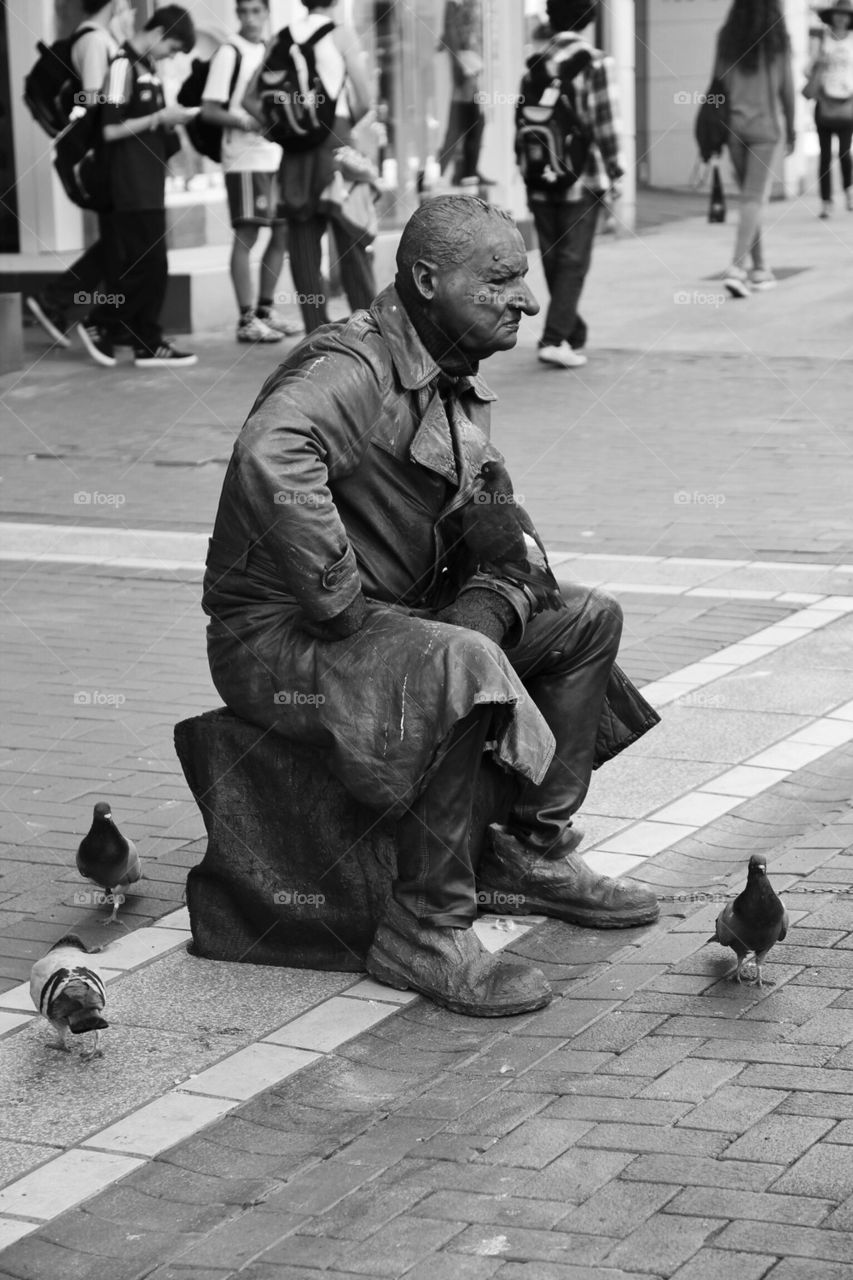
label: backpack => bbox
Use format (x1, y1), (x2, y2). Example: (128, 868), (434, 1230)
(254, 23), (338, 152)
(53, 106), (110, 211)
(24, 26), (95, 138)
(177, 43), (242, 163)
(515, 43), (593, 194)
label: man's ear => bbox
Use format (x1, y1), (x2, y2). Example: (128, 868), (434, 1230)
(411, 259), (439, 302)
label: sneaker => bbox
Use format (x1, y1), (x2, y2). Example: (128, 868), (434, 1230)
(749, 268), (776, 290)
(538, 343), (588, 369)
(256, 308), (301, 338)
(723, 266), (751, 298)
(237, 314), (284, 344)
(819, 201), (833, 220)
(26, 294), (71, 348)
(134, 342), (197, 368)
(75, 322), (116, 367)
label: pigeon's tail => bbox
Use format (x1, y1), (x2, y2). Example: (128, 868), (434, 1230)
(50, 933), (103, 954)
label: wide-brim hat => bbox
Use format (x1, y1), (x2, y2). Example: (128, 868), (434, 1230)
(817, 0), (853, 25)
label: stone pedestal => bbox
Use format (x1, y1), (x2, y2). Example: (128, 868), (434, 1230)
(175, 708), (514, 972)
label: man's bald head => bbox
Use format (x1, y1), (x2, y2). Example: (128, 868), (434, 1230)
(395, 196), (518, 283)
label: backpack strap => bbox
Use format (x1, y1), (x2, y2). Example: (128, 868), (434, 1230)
(301, 21), (336, 49)
(224, 42), (242, 110)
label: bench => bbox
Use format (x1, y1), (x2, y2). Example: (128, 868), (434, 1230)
(175, 708), (513, 972)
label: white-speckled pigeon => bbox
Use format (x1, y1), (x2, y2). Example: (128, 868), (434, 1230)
(30, 934), (108, 1059)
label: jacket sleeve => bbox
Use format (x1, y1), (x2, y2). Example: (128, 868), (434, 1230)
(234, 342), (385, 622)
(588, 56), (623, 178)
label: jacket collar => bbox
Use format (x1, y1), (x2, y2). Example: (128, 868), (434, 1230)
(371, 284), (497, 403)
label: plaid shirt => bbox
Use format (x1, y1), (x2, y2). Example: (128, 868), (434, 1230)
(527, 35), (624, 203)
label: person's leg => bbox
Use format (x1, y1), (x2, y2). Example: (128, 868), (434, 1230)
(231, 222), (260, 312)
(329, 220), (376, 315)
(438, 100), (466, 178)
(817, 120), (834, 203)
(531, 194), (599, 349)
(837, 123), (853, 200)
(460, 101), (485, 180)
(732, 142), (775, 268)
(101, 209), (168, 355)
(286, 216), (330, 332)
(476, 584), (659, 928)
(258, 220), (288, 305)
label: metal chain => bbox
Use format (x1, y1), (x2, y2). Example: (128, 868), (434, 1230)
(657, 884), (853, 903)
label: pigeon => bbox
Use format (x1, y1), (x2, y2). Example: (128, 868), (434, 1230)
(30, 934), (108, 1059)
(76, 801), (142, 925)
(462, 460), (565, 612)
(712, 854), (789, 987)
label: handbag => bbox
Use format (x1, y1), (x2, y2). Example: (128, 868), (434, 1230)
(708, 156), (726, 223)
(318, 146), (381, 241)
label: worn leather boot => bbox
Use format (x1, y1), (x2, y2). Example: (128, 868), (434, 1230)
(478, 823), (660, 929)
(366, 897), (552, 1016)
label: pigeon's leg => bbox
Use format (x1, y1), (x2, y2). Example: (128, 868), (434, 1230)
(728, 954), (750, 983)
(47, 1021), (72, 1052)
(81, 1029), (103, 1061)
(101, 890), (125, 927)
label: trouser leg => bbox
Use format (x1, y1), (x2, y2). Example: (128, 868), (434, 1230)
(530, 194), (598, 348)
(93, 210), (168, 352)
(818, 123), (834, 201)
(286, 216), (329, 332)
(330, 220), (376, 314)
(393, 706), (493, 927)
(504, 585), (623, 857)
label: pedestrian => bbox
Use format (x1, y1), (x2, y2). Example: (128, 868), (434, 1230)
(807, 0), (853, 219)
(201, 0), (301, 343)
(436, 0), (491, 187)
(202, 195), (659, 1017)
(714, 0), (795, 298)
(243, 0), (375, 335)
(79, 5), (199, 367)
(519, 0), (624, 371)
(25, 0), (133, 349)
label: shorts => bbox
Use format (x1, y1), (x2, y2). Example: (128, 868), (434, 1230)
(225, 171), (284, 227)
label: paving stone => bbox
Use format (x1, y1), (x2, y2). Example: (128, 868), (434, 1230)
(392, 1158), (527, 1196)
(0, 1237), (145, 1280)
(567, 1012), (668, 1053)
(515, 1148), (637, 1204)
(759, 1263), (853, 1280)
(557, 1179), (677, 1238)
(478, 1118), (595, 1168)
(598, 1036), (703, 1078)
(521, 997), (617, 1037)
(620, 1154), (784, 1191)
(494, 1266), (662, 1280)
(543, 1096), (691, 1126)
(739, 1065), (853, 1094)
(123, 1160), (270, 1207)
(778, 1092), (853, 1120)
(450, 1223), (614, 1265)
(603, 1213), (726, 1276)
(690, 1042), (833, 1067)
(409, 1189), (568, 1230)
(665, 1185), (834, 1227)
(676, 1085), (789, 1133)
(269, 1214), (466, 1277)
(251, 1162), (380, 1216)
(639, 1059), (743, 1103)
(714, 1221), (853, 1262)
(444, 1091), (554, 1137)
(169, 1209), (306, 1269)
(576, 1123), (729, 1157)
(667, 1250), (780, 1280)
(770, 1142), (853, 1199)
(721, 1113), (834, 1165)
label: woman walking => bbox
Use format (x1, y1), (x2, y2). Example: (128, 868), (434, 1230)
(713, 0), (795, 298)
(807, 0), (853, 219)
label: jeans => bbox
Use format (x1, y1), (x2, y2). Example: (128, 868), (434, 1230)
(529, 190), (601, 349)
(817, 118), (853, 201)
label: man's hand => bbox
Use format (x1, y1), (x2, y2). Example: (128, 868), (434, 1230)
(301, 594), (368, 642)
(159, 104), (200, 129)
(435, 588), (517, 647)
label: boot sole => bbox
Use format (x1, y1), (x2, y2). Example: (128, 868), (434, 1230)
(365, 953), (552, 1017)
(478, 895), (660, 929)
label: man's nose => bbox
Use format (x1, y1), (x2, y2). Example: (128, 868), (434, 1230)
(514, 279), (540, 317)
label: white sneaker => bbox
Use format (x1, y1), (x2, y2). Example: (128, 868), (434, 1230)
(257, 308), (302, 338)
(537, 344), (587, 369)
(723, 266), (751, 298)
(237, 314), (284, 344)
(749, 269), (776, 291)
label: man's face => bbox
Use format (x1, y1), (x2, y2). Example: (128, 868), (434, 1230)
(426, 223), (539, 361)
(151, 34), (187, 61)
(236, 1), (269, 41)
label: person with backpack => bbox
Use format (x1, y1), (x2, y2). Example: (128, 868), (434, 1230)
(25, 0), (133, 349)
(201, 0), (300, 343)
(807, 0), (853, 219)
(78, 6), (199, 367)
(517, 0), (624, 370)
(713, 0), (795, 298)
(243, 0), (375, 335)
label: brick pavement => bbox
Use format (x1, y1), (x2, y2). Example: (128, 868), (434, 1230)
(0, 747), (851, 1280)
